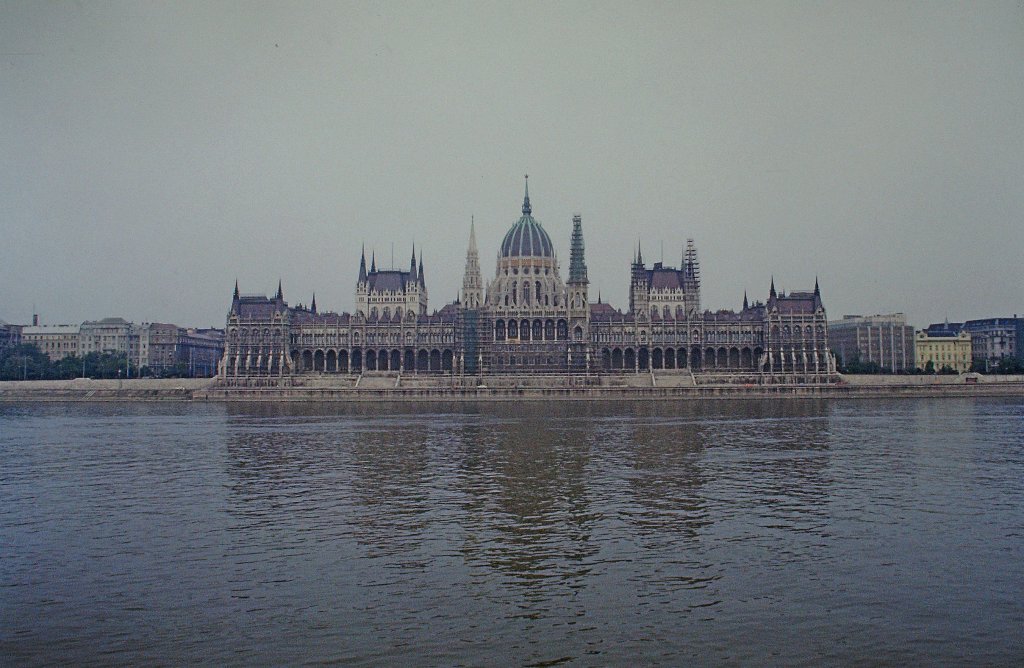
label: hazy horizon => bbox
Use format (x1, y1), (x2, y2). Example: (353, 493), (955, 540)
(2, 2), (1022, 329)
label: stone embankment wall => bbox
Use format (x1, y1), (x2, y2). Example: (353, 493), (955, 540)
(0, 374), (1021, 402)
(0, 378), (214, 401)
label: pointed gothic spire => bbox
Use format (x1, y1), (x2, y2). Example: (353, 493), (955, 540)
(636, 239), (643, 266)
(569, 214), (588, 284)
(310, 292), (317, 314)
(462, 219), (483, 310)
(743, 291), (749, 310)
(769, 276), (777, 300)
(276, 279), (283, 301)
(418, 253), (425, 287)
(814, 276), (820, 296)
(522, 174), (532, 215)
(410, 244), (417, 276)
(371, 251), (376, 273)
(233, 279), (239, 301)
(359, 245), (367, 283)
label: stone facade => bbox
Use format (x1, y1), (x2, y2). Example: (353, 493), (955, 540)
(915, 330), (972, 373)
(20, 324), (81, 361)
(0, 320), (21, 351)
(962, 317), (1023, 370)
(828, 313), (915, 372)
(222, 182), (835, 380)
(177, 328), (226, 377)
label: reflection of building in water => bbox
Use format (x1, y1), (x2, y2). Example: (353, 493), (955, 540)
(625, 420), (711, 541)
(454, 408), (599, 592)
(222, 179), (835, 380)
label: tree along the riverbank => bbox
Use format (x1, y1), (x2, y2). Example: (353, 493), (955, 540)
(0, 344), (139, 380)
(837, 349), (1024, 375)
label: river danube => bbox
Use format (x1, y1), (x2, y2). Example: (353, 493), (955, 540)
(2, 398), (1022, 665)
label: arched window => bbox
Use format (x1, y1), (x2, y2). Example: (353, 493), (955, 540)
(535, 281), (541, 301)
(495, 320), (506, 341)
(511, 281), (517, 305)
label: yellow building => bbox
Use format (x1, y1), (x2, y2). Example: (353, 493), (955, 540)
(915, 331), (972, 373)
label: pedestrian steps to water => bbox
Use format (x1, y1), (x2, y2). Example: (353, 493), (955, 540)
(652, 370), (696, 387)
(355, 373), (400, 389)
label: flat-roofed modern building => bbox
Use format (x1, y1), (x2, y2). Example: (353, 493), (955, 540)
(828, 313), (915, 372)
(20, 324), (81, 361)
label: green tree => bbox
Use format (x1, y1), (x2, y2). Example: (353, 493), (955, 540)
(996, 356), (1024, 374)
(0, 344), (52, 380)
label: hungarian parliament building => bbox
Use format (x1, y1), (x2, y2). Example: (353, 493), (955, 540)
(222, 180), (835, 380)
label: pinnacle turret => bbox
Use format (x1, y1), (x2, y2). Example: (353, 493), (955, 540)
(569, 214), (588, 284)
(358, 246), (367, 283)
(461, 218), (483, 309)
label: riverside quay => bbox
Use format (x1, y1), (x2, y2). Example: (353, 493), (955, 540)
(221, 180), (836, 381)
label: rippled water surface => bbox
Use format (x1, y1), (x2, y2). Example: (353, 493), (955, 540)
(2, 398), (1023, 665)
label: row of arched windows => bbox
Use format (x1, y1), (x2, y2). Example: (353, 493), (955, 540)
(494, 319), (568, 342)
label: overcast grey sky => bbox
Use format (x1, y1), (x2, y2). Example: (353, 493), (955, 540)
(2, 1), (1022, 328)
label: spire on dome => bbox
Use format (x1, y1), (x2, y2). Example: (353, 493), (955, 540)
(522, 174), (531, 215)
